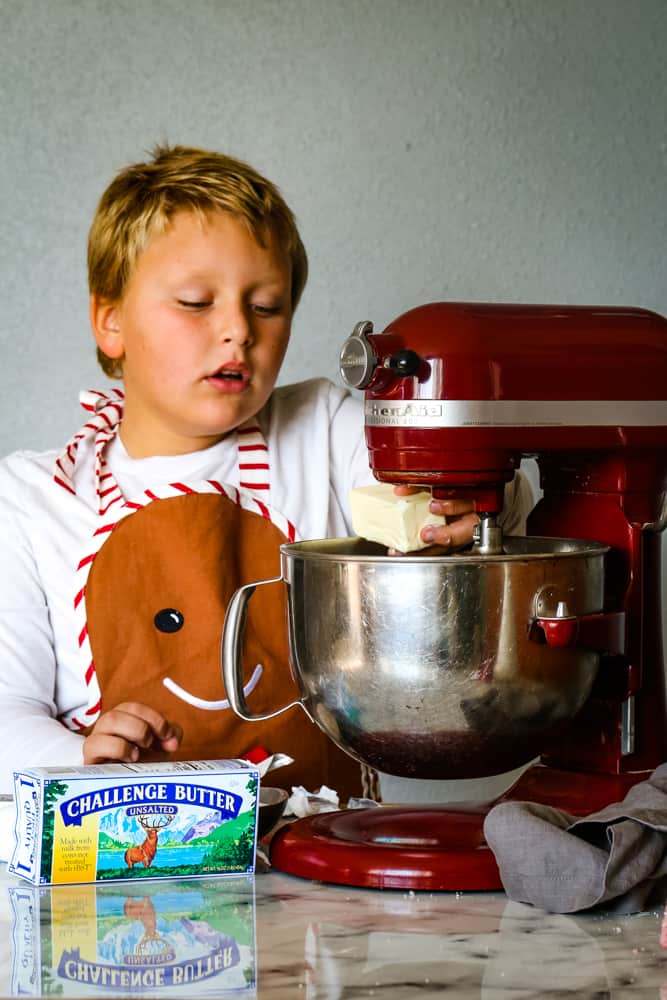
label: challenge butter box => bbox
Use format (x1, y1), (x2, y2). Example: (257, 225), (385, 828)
(9, 875), (256, 996)
(10, 759), (259, 885)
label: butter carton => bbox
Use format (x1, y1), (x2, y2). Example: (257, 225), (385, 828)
(10, 759), (259, 885)
(9, 874), (256, 996)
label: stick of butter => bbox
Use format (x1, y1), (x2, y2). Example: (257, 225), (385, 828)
(350, 484), (447, 552)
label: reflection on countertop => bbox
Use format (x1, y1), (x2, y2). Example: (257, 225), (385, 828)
(3, 873), (255, 997)
(1, 865), (667, 998)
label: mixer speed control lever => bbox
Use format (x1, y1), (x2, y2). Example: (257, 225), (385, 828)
(383, 349), (421, 378)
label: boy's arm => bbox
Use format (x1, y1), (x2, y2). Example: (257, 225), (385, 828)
(0, 463), (86, 797)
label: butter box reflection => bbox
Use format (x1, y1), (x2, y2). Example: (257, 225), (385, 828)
(9, 875), (256, 996)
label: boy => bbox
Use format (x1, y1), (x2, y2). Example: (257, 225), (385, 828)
(0, 145), (533, 799)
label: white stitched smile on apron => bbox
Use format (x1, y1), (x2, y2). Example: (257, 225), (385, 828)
(54, 389), (297, 731)
(162, 662), (263, 710)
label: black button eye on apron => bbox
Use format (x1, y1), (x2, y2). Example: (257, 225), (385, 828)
(154, 608), (185, 633)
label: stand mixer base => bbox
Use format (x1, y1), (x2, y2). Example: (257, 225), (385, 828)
(269, 766), (651, 890)
(269, 804), (502, 891)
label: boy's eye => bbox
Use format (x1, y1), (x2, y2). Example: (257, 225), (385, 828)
(177, 299), (211, 309)
(251, 303), (282, 317)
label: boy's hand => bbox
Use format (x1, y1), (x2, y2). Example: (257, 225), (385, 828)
(422, 497), (479, 549)
(83, 702), (183, 765)
(392, 485), (479, 551)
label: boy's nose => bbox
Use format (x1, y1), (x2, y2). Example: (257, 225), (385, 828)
(221, 310), (254, 348)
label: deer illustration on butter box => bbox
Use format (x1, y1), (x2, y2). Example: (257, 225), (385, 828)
(124, 812), (175, 869)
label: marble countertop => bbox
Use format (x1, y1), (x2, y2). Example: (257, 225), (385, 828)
(0, 864), (666, 998)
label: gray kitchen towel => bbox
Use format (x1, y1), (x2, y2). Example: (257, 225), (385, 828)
(483, 762), (667, 913)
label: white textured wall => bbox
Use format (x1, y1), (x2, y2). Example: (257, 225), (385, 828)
(1, 0), (666, 458)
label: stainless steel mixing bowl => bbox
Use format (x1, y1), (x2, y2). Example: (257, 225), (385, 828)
(222, 536), (608, 779)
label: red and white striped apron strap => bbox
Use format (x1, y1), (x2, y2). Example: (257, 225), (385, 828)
(54, 389), (125, 516)
(55, 392), (272, 510)
(236, 419), (270, 494)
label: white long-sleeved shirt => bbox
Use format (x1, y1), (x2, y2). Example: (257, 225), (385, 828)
(0, 377), (533, 795)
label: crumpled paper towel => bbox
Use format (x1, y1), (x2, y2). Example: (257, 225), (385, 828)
(484, 762), (667, 914)
(285, 785), (381, 818)
(287, 784), (340, 818)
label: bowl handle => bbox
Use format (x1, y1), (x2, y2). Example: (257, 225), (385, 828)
(221, 577), (311, 722)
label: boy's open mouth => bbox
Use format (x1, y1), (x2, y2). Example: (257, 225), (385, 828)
(207, 363), (250, 388)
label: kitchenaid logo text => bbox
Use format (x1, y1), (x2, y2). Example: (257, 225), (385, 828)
(366, 399), (667, 427)
(58, 782), (242, 826)
(368, 402), (444, 419)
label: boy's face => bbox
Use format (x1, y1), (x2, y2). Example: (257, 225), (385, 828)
(91, 210), (293, 456)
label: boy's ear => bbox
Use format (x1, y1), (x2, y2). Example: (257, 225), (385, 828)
(90, 295), (125, 359)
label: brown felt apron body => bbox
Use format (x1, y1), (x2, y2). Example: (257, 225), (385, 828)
(82, 492), (363, 799)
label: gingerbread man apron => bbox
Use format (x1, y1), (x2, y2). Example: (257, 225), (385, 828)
(54, 390), (367, 800)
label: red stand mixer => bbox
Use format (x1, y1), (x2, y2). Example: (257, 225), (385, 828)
(225, 302), (667, 891)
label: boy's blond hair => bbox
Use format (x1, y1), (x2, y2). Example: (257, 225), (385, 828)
(88, 144), (309, 378)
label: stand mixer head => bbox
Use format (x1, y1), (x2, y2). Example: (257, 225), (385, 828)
(340, 301), (667, 513)
(340, 301), (667, 780)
